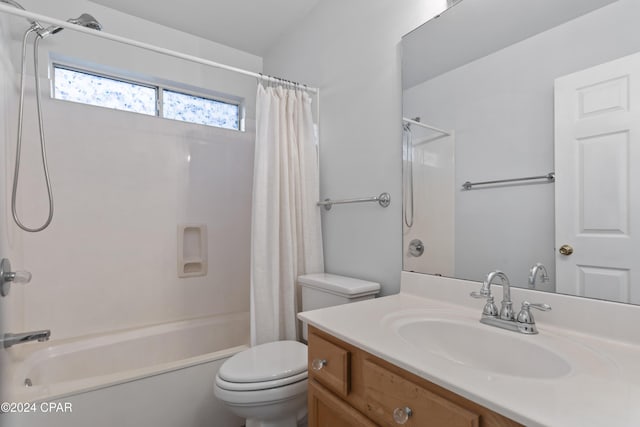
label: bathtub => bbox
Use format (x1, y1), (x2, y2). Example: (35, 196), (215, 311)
(2, 312), (249, 427)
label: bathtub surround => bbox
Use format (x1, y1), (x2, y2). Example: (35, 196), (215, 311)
(3, 0), (259, 341)
(251, 83), (324, 345)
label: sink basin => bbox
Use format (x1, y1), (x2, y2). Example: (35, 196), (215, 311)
(396, 318), (572, 379)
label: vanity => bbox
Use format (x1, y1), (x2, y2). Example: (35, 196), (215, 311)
(306, 326), (519, 427)
(299, 272), (640, 426)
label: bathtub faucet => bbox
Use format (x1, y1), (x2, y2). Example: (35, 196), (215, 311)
(2, 329), (50, 349)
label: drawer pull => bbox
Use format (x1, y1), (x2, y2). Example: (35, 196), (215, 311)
(311, 358), (327, 371)
(392, 407), (412, 424)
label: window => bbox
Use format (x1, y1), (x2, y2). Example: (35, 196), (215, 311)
(163, 90), (238, 130)
(53, 65), (241, 131)
(54, 67), (157, 116)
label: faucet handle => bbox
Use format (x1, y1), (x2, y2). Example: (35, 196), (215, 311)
(482, 296), (499, 317)
(471, 289), (498, 317)
(1, 258), (32, 297)
(517, 301), (551, 324)
(516, 301), (551, 334)
(10, 270), (32, 284)
(524, 301), (552, 311)
(470, 291), (487, 298)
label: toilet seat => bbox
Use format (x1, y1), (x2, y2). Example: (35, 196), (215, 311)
(216, 340), (308, 393)
(216, 370), (308, 392)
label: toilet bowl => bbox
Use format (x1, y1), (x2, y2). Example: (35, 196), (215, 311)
(214, 340), (308, 427)
(215, 274), (380, 427)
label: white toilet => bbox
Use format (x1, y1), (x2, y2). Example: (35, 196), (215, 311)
(214, 273), (380, 427)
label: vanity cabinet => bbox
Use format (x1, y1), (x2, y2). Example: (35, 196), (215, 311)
(307, 326), (521, 427)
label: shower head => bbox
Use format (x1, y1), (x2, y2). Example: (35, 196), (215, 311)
(37, 13), (102, 38)
(67, 13), (102, 31)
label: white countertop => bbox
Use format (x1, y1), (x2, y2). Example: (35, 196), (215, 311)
(298, 272), (640, 427)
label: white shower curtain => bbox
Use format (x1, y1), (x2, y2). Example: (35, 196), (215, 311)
(250, 84), (324, 346)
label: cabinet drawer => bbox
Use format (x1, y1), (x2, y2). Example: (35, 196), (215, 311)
(308, 331), (351, 397)
(363, 359), (480, 427)
(309, 380), (377, 427)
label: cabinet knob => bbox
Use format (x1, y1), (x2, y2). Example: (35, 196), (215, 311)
(392, 406), (412, 424)
(311, 358), (327, 371)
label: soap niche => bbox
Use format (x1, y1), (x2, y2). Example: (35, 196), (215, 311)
(177, 224), (208, 278)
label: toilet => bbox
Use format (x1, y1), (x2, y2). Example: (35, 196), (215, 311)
(214, 273), (380, 427)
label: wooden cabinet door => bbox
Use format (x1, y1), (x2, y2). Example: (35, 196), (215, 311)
(363, 359), (479, 427)
(308, 380), (378, 427)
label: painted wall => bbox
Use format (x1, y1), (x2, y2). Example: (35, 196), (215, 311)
(2, 0), (260, 341)
(263, 0), (447, 296)
(402, 0), (640, 289)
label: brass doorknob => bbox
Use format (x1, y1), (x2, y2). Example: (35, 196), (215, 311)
(559, 244), (574, 256)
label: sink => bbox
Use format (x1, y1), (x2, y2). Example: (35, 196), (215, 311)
(395, 317), (572, 379)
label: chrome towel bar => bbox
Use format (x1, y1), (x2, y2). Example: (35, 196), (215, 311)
(317, 192), (391, 211)
(462, 173), (555, 190)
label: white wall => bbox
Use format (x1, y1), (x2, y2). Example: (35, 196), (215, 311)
(263, 0), (447, 295)
(402, 0), (640, 289)
(2, 0), (261, 340)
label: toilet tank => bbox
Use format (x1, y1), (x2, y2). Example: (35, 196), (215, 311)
(299, 273), (380, 340)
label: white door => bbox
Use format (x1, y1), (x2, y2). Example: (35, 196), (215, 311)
(555, 52), (640, 304)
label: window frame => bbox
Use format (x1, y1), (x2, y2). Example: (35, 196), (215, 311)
(51, 62), (243, 131)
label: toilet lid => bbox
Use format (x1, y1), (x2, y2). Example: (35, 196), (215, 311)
(215, 370), (307, 392)
(218, 341), (308, 383)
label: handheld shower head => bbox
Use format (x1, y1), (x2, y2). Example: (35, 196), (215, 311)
(36, 12), (102, 39)
(68, 13), (102, 31)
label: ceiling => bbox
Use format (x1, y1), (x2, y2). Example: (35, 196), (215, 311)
(89, 0), (320, 56)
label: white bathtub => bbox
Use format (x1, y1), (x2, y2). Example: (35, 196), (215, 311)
(2, 312), (249, 427)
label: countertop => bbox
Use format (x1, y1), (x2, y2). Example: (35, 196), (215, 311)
(298, 272), (640, 427)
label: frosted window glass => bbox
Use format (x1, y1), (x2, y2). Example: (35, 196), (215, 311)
(54, 67), (157, 116)
(163, 90), (239, 130)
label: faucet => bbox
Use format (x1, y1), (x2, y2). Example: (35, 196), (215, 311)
(471, 270), (514, 320)
(2, 330), (50, 349)
(471, 270), (550, 334)
(528, 262), (549, 288)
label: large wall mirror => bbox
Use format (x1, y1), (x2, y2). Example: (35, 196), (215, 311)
(402, 0), (640, 304)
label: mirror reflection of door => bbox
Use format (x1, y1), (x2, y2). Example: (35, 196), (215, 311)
(554, 52), (640, 304)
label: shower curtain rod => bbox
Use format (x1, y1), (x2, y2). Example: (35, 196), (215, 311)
(0, 4), (319, 94)
(402, 117), (451, 136)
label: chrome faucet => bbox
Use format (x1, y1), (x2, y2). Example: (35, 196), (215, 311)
(528, 262), (549, 288)
(2, 330), (50, 349)
(471, 270), (514, 320)
(471, 270), (550, 334)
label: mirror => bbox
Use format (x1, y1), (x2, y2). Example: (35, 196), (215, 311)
(402, 0), (640, 304)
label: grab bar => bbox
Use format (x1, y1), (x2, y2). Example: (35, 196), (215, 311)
(462, 173), (555, 190)
(317, 192), (391, 211)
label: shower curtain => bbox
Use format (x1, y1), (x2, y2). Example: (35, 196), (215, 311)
(250, 83), (324, 346)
